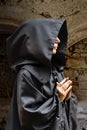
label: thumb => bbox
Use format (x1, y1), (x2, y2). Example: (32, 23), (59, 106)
(56, 82), (61, 87)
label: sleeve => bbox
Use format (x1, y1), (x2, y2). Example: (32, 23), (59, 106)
(16, 69), (57, 130)
(69, 93), (78, 130)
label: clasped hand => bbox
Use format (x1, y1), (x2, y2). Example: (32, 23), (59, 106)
(56, 77), (72, 102)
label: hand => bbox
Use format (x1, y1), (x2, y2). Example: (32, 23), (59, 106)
(65, 89), (72, 100)
(56, 77), (72, 102)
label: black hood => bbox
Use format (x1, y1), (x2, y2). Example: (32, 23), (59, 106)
(52, 20), (68, 68)
(6, 18), (68, 83)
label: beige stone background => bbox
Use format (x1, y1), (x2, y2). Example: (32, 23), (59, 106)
(0, 0), (87, 129)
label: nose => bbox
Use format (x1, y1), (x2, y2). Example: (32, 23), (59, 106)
(55, 37), (60, 44)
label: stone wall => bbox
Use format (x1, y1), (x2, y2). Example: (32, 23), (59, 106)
(65, 38), (87, 99)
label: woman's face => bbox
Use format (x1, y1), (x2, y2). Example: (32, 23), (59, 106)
(52, 37), (60, 54)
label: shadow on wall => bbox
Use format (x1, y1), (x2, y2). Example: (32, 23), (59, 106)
(0, 33), (16, 130)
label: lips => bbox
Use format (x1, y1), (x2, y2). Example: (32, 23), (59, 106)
(53, 43), (58, 50)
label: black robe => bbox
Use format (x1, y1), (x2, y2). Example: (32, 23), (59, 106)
(6, 18), (78, 130)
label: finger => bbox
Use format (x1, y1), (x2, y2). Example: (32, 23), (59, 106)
(60, 95), (66, 102)
(59, 77), (69, 85)
(56, 87), (66, 102)
(56, 79), (68, 88)
(57, 84), (72, 102)
(56, 82), (61, 87)
(56, 86), (69, 102)
(66, 90), (72, 100)
(56, 78), (66, 87)
(56, 78), (71, 89)
(66, 77), (69, 81)
(56, 86), (65, 95)
(65, 85), (72, 95)
(61, 80), (72, 90)
(56, 77), (69, 86)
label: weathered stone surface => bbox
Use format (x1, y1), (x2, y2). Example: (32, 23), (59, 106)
(65, 38), (87, 99)
(0, 34), (16, 99)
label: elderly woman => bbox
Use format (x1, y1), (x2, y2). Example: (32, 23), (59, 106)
(6, 18), (78, 130)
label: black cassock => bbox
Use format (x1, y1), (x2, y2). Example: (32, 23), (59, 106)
(6, 18), (78, 130)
